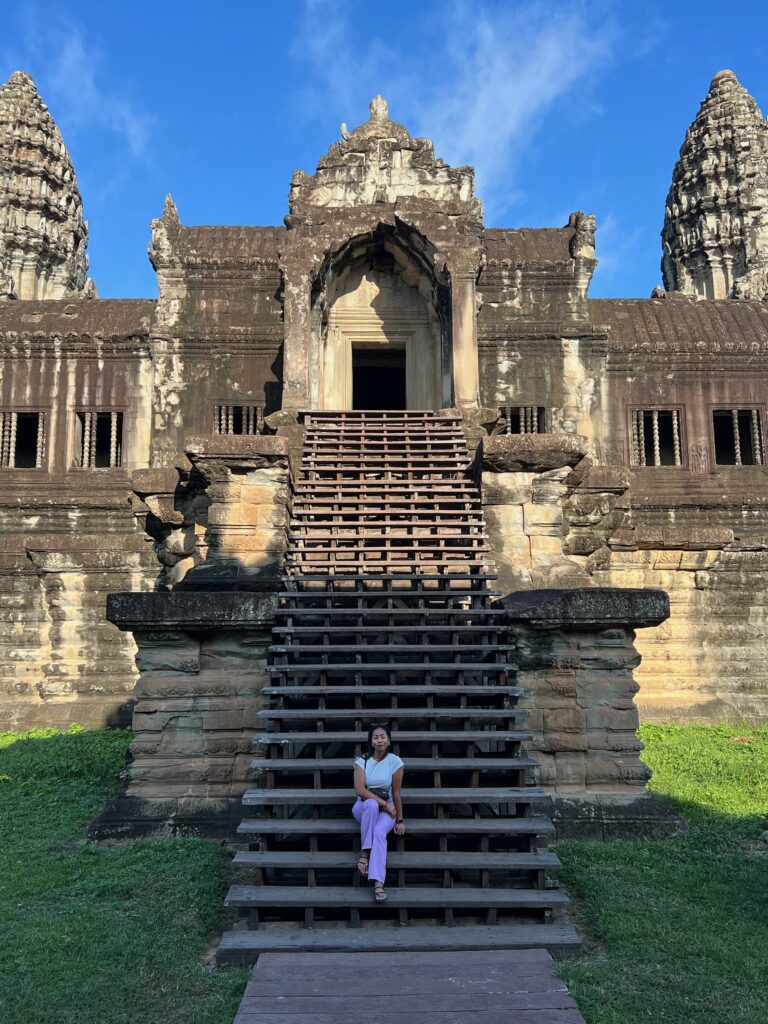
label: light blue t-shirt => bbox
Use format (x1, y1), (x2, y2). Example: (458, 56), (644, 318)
(354, 752), (405, 797)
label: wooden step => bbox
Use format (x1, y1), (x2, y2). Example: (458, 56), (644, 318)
(250, 757), (539, 772)
(271, 644), (513, 656)
(231, 849), (561, 871)
(242, 787), (545, 805)
(258, 709), (523, 724)
(237, 817), (554, 837)
(225, 885), (567, 911)
(272, 628), (507, 639)
(216, 922), (581, 964)
(254, 729), (532, 746)
(261, 685), (522, 697)
(277, 612), (506, 624)
(267, 664), (512, 676)
(278, 590), (501, 601)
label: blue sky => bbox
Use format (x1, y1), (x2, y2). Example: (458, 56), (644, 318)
(2, 1), (767, 299)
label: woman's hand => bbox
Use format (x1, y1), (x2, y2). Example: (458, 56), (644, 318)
(385, 801), (397, 819)
(394, 821), (406, 836)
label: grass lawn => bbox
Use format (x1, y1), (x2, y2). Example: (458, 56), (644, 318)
(556, 723), (768, 1024)
(1, 723), (767, 1024)
(0, 726), (248, 1024)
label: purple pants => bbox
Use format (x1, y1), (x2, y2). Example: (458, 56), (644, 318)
(352, 798), (395, 884)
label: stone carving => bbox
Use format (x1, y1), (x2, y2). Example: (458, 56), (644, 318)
(689, 442), (709, 473)
(288, 95), (481, 215)
(568, 211), (596, 260)
(662, 69), (768, 300)
(0, 71), (94, 298)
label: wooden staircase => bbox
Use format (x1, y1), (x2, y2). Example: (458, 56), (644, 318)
(217, 410), (579, 963)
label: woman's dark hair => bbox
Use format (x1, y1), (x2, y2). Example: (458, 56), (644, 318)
(363, 722), (392, 762)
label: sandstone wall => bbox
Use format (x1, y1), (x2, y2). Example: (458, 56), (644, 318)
(482, 433), (768, 724)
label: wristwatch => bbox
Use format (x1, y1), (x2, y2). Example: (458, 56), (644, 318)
(396, 818), (404, 823)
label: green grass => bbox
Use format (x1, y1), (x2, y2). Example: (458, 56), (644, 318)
(556, 723), (768, 1024)
(3, 723), (767, 1023)
(0, 726), (248, 1024)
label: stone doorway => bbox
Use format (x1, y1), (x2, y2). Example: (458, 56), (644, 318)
(352, 346), (406, 409)
(316, 244), (445, 411)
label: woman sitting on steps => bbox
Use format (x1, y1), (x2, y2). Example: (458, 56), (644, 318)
(352, 722), (406, 902)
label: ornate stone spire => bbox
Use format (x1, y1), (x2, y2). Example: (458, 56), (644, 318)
(661, 69), (768, 300)
(0, 70), (93, 299)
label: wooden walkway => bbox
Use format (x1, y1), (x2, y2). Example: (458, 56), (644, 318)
(232, 948), (587, 1024)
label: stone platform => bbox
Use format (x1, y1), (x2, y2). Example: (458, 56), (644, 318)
(232, 949), (586, 1024)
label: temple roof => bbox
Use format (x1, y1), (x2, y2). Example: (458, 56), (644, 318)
(0, 299), (155, 339)
(590, 297), (768, 352)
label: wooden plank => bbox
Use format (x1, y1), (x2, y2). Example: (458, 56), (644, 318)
(231, 850), (562, 871)
(250, 757), (538, 771)
(241, 786), (545, 804)
(233, 1010), (586, 1024)
(236, 992), (576, 1014)
(218, 922), (582, 962)
(260, 684), (521, 696)
(257, 708), (522, 721)
(225, 885), (568, 909)
(237, 817), (554, 836)
(253, 729), (530, 743)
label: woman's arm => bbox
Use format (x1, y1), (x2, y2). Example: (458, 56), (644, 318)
(391, 766), (405, 834)
(354, 765), (389, 808)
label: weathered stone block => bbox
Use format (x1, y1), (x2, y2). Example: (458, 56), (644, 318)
(482, 433), (589, 473)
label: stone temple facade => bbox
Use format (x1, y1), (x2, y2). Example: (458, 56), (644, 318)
(2, 68), (768, 799)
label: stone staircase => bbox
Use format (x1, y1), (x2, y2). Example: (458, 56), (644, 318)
(217, 410), (579, 963)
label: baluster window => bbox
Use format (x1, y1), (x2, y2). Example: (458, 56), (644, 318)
(500, 405), (546, 434)
(213, 403), (265, 435)
(74, 411), (124, 468)
(630, 409), (683, 466)
(712, 408), (764, 466)
(0, 411), (46, 469)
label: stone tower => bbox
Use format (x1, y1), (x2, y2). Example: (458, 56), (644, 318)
(0, 70), (92, 299)
(661, 69), (768, 300)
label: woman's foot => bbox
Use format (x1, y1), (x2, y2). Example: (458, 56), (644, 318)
(357, 852), (369, 877)
(374, 882), (388, 902)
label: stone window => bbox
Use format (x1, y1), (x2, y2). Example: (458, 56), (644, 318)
(213, 403), (264, 435)
(630, 408), (684, 466)
(712, 408), (764, 466)
(499, 405), (546, 434)
(0, 410), (46, 468)
(73, 411), (124, 468)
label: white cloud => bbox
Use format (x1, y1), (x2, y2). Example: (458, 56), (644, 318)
(2, 11), (154, 160)
(296, 0), (615, 219)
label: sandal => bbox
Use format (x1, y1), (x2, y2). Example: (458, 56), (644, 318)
(357, 852), (369, 877)
(374, 883), (388, 902)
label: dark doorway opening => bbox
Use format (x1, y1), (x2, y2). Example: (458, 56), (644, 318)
(352, 347), (406, 409)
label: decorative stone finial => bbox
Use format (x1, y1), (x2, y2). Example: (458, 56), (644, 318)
(0, 69), (92, 298)
(370, 96), (388, 122)
(162, 193), (180, 225)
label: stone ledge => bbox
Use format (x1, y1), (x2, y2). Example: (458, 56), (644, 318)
(535, 791), (687, 841)
(482, 433), (588, 473)
(185, 434), (289, 460)
(89, 794), (243, 841)
(106, 591), (277, 632)
(499, 587), (669, 629)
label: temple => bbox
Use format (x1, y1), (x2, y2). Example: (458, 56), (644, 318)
(1, 67), (768, 862)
